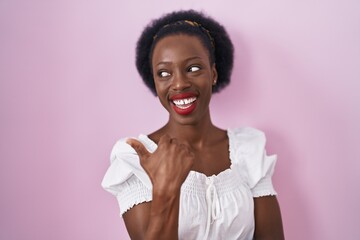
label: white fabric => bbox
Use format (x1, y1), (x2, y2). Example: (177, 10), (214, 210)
(101, 127), (277, 240)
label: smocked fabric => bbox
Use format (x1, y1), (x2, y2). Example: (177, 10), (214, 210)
(101, 127), (277, 240)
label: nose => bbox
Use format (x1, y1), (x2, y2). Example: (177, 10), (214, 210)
(171, 70), (191, 91)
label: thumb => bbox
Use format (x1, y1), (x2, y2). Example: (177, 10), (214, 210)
(126, 138), (151, 160)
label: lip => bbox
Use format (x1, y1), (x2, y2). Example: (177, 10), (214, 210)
(169, 92), (198, 115)
(169, 92), (198, 100)
(171, 101), (197, 115)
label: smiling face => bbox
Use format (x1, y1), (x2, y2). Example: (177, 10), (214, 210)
(151, 34), (217, 125)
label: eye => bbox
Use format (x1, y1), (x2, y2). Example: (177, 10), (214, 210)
(158, 71), (171, 78)
(188, 65), (201, 72)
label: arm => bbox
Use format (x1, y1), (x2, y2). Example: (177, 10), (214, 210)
(123, 190), (181, 240)
(253, 196), (285, 240)
(123, 202), (151, 240)
(124, 136), (194, 240)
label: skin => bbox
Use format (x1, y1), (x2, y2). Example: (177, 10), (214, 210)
(125, 34), (284, 240)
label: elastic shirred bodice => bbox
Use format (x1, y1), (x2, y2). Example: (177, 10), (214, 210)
(101, 127), (278, 240)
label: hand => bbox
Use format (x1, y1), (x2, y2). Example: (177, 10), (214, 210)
(126, 135), (195, 195)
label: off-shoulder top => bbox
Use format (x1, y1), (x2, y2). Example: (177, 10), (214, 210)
(101, 127), (277, 240)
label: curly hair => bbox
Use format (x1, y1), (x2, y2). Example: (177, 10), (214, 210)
(136, 10), (234, 96)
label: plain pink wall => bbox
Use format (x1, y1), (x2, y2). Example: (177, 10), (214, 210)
(1, 0), (359, 239)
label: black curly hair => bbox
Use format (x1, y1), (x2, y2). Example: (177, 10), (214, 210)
(136, 10), (234, 96)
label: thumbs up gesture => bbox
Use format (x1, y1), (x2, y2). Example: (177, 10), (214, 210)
(126, 135), (195, 195)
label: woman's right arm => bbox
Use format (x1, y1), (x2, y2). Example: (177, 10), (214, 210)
(124, 135), (194, 240)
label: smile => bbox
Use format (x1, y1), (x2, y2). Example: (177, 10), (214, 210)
(169, 93), (198, 115)
(172, 97), (197, 109)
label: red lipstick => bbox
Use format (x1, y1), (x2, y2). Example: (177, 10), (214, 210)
(169, 92), (198, 115)
(172, 102), (197, 115)
(169, 92), (197, 100)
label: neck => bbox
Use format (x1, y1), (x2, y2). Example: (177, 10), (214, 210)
(164, 111), (218, 149)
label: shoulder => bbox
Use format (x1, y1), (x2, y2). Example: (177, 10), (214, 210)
(228, 127), (266, 149)
(102, 135), (153, 195)
(228, 127), (271, 167)
(110, 137), (136, 163)
(110, 134), (156, 162)
(228, 127), (278, 193)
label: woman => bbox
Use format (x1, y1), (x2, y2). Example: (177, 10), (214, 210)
(102, 10), (284, 240)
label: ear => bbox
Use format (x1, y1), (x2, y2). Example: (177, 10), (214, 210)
(211, 63), (218, 86)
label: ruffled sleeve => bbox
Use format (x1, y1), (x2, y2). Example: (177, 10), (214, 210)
(101, 137), (153, 215)
(229, 127), (277, 197)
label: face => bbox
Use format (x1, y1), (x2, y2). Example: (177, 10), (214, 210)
(151, 34), (217, 125)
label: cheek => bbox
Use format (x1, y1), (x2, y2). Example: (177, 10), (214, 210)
(154, 81), (169, 104)
(154, 80), (163, 95)
(199, 76), (213, 91)
(153, 78), (164, 94)
(157, 94), (171, 113)
(202, 78), (214, 98)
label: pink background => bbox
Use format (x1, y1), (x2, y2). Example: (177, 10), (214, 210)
(1, 0), (359, 239)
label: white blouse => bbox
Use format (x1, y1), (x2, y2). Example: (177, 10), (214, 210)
(101, 127), (277, 240)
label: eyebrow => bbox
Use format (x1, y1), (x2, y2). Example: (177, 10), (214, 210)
(155, 56), (202, 66)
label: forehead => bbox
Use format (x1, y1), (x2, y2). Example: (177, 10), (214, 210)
(151, 34), (210, 65)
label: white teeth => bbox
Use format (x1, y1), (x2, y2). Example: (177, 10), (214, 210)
(173, 99), (184, 105)
(173, 97), (196, 106)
